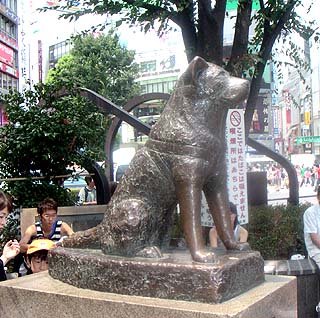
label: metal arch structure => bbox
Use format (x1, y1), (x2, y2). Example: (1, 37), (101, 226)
(104, 92), (170, 181)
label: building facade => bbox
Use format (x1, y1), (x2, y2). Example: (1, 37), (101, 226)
(0, 0), (18, 125)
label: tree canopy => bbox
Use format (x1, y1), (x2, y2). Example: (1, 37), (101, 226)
(46, 31), (140, 106)
(0, 31), (141, 207)
(44, 0), (319, 134)
(0, 82), (106, 207)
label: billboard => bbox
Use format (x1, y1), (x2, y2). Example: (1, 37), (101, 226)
(0, 42), (14, 67)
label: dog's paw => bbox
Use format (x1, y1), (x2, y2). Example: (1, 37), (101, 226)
(233, 242), (251, 251)
(192, 250), (216, 263)
(60, 233), (85, 248)
(136, 246), (163, 258)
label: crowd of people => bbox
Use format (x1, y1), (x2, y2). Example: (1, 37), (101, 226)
(248, 162), (320, 193)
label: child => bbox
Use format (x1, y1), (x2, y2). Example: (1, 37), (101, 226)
(25, 238), (56, 274)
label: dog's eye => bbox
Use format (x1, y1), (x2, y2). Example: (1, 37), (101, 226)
(196, 69), (206, 80)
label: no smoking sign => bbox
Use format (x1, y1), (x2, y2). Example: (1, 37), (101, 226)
(230, 110), (241, 127)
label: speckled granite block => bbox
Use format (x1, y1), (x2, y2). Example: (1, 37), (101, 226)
(264, 258), (320, 318)
(0, 272), (297, 318)
(48, 247), (264, 304)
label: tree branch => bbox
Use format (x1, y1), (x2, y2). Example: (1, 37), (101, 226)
(226, 0), (253, 75)
(196, 0), (226, 64)
(176, 2), (198, 62)
(244, 0), (299, 137)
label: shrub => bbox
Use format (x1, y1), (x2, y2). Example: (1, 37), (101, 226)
(248, 203), (310, 259)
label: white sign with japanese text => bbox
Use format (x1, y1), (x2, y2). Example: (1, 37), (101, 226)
(201, 109), (248, 227)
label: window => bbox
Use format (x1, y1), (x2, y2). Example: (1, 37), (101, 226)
(7, 75), (12, 90)
(2, 73), (7, 89)
(0, 16), (17, 40)
(8, 0), (17, 13)
(140, 80), (177, 94)
(12, 77), (17, 90)
(48, 41), (71, 69)
(0, 72), (18, 91)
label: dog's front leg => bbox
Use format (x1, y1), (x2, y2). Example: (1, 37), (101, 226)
(173, 160), (215, 263)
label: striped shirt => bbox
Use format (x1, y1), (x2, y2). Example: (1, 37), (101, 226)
(33, 220), (63, 242)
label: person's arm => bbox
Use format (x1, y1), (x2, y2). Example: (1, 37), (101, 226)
(82, 200), (97, 206)
(209, 227), (218, 248)
(0, 240), (20, 265)
(310, 233), (320, 249)
(0, 240), (20, 282)
(78, 188), (85, 205)
(61, 222), (74, 237)
(304, 208), (320, 250)
(19, 225), (36, 254)
(239, 227), (248, 243)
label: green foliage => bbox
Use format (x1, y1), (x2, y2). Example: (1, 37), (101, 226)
(40, 0), (320, 133)
(46, 31), (140, 106)
(46, 31), (140, 160)
(0, 82), (105, 207)
(248, 203), (310, 259)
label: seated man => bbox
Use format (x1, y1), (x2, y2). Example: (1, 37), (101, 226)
(78, 176), (97, 205)
(209, 202), (248, 248)
(25, 239), (56, 274)
(304, 186), (320, 268)
(19, 198), (74, 254)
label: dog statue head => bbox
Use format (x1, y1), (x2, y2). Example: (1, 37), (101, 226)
(179, 56), (250, 107)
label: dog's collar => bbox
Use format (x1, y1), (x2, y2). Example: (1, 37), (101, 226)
(146, 138), (215, 161)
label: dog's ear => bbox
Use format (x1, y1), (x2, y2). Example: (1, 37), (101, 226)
(181, 56), (209, 86)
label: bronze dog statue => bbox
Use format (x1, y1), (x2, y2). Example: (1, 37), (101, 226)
(62, 56), (250, 263)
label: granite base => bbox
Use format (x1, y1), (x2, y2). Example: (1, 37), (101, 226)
(0, 272), (297, 318)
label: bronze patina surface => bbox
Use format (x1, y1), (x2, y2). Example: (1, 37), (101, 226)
(49, 57), (265, 303)
(61, 56), (251, 263)
(49, 247), (264, 304)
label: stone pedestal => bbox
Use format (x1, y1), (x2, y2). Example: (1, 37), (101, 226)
(48, 247), (265, 303)
(0, 272), (297, 318)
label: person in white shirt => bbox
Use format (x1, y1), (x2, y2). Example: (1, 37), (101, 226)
(78, 176), (97, 205)
(304, 186), (320, 267)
